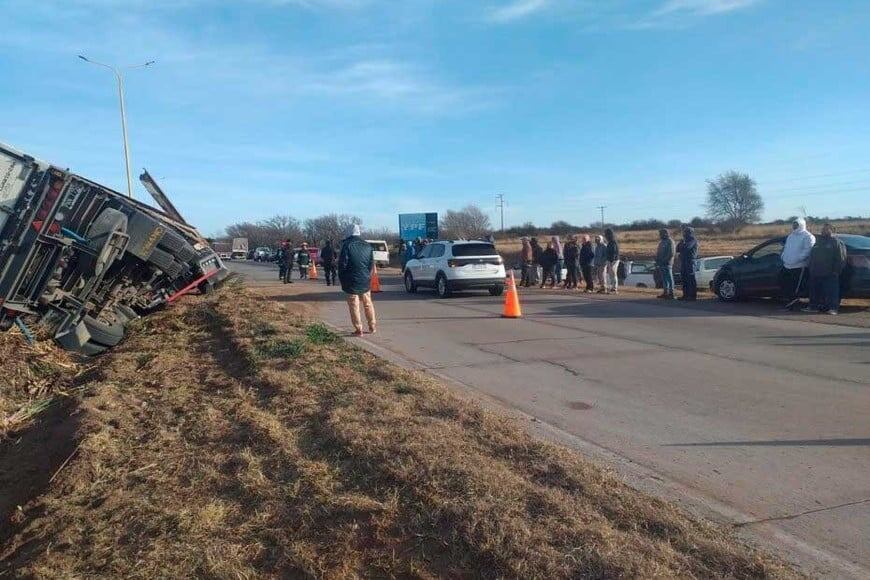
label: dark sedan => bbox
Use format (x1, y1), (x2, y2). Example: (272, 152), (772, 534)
(713, 234), (870, 301)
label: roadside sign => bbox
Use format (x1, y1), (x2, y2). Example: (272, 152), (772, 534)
(399, 212), (438, 241)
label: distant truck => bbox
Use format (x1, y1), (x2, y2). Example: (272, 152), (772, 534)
(231, 237), (248, 260)
(212, 241), (232, 260)
(0, 141), (228, 355)
(366, 240), (390, 268)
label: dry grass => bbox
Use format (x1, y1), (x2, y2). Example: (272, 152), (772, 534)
(0, 330), (82, 437)
(497, 219), (870, 262)
(1, 284), (797, 578)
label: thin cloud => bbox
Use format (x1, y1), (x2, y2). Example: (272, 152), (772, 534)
(249, 0), (370, 8)
(655, 0), (762, 16)
(488, 0), (550, 23)
(301, 59), (473, 111)
(633, 0), (763, 27)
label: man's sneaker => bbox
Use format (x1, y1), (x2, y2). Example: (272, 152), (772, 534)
(827, 310), (838, 316)
(801, 306), (818, 313)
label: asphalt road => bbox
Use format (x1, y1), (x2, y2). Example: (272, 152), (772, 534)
(230, 261), (869, 577)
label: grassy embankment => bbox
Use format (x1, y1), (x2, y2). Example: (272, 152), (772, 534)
(1, 282), (796, 578)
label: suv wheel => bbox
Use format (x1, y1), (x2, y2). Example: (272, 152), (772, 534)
(435, 273), (451, 298)
(404, 271), (417, 293)
(716, 274), (738, 302)
(489, 285), (504, 296)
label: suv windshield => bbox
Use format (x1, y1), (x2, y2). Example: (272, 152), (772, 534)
(452, 243), (498, 257)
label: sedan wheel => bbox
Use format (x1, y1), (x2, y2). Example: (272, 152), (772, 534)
(717, 277), (738, 301)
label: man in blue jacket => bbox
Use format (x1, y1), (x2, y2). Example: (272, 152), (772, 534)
(676, 226), (699, 300)
(339, 224), (377, 336)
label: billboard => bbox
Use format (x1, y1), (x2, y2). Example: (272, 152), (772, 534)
(398, 213), (438, 241)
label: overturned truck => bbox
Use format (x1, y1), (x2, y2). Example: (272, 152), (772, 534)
(0, 141), (228, 355)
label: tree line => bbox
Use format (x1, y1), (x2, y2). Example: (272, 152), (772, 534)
(219, 170), (862, 247)
(221, 213), (395, 248)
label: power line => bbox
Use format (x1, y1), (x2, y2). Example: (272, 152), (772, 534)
(558, 169), (870, 209)
(495, 193), (506, 232)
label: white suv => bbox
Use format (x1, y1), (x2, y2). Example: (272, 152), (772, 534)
(403, 240), (506, 298)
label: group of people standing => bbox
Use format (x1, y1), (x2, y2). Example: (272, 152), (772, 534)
(277, 241), (312, 284)
(518, 225), (703, 301)
(655, 225), (699, 300)
(276, 225), (378, 335)
(277, 239), (340, 286)
(519, 229), (622, 294)
(401, 237), (433, 270)
(781, 218), (847, 315)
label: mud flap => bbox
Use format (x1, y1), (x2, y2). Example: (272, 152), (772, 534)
(55, 320), (92, 351)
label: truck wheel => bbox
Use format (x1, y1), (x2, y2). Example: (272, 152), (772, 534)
(85, 208), (128, 276)
(489, 285), (504, 296)
(158, 229), (196, 263)
(82, 313), (125, 346)
(115, 304), (140, 324)
(148, 248), (184, 278)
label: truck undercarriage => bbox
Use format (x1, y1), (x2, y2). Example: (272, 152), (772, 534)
(0, 142), (228, 355)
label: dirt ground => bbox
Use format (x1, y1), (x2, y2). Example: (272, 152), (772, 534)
(1, 282), (797, 578)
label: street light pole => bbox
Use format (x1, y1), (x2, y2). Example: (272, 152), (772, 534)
(78, 55), (155, 198)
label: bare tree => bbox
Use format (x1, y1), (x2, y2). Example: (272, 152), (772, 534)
(705, 171), (764, 232)
(441, 205), (492, 240)
(225, 221), (271, 249)
(363, 226), (399, 245)
(224, 214), (303, 247)
(260, 214), (304, 242)
(303, 213), (362, 245)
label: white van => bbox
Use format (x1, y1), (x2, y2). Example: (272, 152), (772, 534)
(366, 240), (390, 268)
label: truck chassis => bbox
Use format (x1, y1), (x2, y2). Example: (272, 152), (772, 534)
(0, 141), (228, 355)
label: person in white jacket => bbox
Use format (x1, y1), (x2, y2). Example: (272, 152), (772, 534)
(781, 217), (816, 309)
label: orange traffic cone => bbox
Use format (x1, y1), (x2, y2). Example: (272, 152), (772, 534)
(371, 264), (382, 293)
(502, 271), (522, 318)
(308, 261), (318, 279)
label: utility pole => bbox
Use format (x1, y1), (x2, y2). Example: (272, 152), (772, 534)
(79, 55), (155, 198)
(597, 205), (607, 230)
(495, 194), (506, 232)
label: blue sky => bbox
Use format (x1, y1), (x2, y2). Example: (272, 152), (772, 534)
(2, 0), (869, 235)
